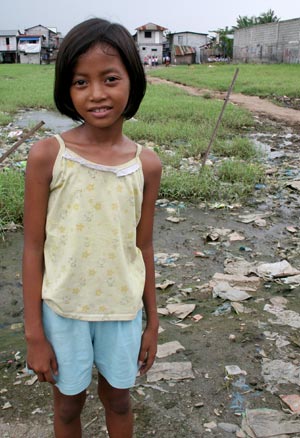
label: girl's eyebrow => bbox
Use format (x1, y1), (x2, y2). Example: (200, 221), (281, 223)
(72, 67), (124, 77)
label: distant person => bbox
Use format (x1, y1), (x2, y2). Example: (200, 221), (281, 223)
(165, 55), (170, 66)
(22, 17), (162, 438)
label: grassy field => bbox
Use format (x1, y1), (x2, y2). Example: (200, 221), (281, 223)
(148, 63), (300, 98)
(3, 63), (294, 229)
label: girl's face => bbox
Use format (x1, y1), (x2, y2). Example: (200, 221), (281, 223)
(70, 43), (130, 129)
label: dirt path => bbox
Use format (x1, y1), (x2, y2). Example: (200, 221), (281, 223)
(148, 76), (300, 125)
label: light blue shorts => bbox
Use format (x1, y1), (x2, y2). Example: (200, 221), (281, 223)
(42, 302), (142, 396)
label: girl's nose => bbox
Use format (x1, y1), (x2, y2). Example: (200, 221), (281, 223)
(90, 82), (106, 100)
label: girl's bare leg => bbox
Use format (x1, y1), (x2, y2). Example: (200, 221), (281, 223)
(53, 386), (86, 438)
(98, 374), (133, 438)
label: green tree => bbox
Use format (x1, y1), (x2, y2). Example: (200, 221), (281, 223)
(257, 9), (279, 24)
(234, 10), (279, 29)
(213, 27), (234, 58)
(234, 15), (257, 28)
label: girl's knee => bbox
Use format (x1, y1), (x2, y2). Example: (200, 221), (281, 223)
(54, 388), (86, 424)
(105, 395), (131, 415)
(57, 402), (83, 424)
(98, 377), (131, 415)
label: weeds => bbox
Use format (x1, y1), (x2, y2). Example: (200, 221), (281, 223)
(0, 65), (269, 231)
(0, 169), (25, 236)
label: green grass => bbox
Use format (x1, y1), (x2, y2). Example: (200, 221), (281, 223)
(0, 64), (272, 230)
(125, 83), (253, 156)
(0, 169), (24, 235)
(0, 64), (55, 124)
(148, 64), (300, 98)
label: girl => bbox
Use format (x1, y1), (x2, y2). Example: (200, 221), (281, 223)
(22, 18), (162, 438)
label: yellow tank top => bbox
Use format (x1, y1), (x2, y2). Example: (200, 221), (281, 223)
(42, 134), (145, 321)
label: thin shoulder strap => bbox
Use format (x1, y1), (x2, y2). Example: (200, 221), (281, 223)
(135, 144), (143, 157)
(54, 134), (66, 153)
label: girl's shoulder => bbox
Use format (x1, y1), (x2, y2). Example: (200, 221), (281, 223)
(27, 136), (61, 180)
(139, 146), (162, 180)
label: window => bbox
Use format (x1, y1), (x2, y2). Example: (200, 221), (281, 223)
(178, 36), (183, 45)
(144, 31), (152, 38)
(6, 38), (9, 45)
(151, 48), (157, 52)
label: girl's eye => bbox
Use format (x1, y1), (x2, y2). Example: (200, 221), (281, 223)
(73, 79), (87, 86)
(105, 76), (118, 83)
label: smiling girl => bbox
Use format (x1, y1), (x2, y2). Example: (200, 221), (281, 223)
(22, 18), (161, 438)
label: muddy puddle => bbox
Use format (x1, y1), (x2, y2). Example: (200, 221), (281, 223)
(1, 117), (300, 437)
(14, 109), (78, 131)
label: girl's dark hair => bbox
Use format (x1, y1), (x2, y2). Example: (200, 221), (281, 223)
(54, 18), (146, 121)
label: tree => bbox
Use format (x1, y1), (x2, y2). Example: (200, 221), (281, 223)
(208, 27), (234, 58)
(234, 15), (257, 29)
(257, 9), (279, 24)
(234, 10), (279, 29)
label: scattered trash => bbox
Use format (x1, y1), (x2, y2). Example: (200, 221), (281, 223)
(237, 213), (269, 226)
(156, 341), (185, 358)
(228, 231), (245, 242)
(241, 408), (300, 437)
(280, 394), (300, 414)
(24, 375), (38, 386)
(166, 216), (186, 223)
(7, 130), (23, 138)
(264, 304), (300, 328)
(32, 408), (44, 415)
(225, 365), (247, 376)
(210, 273), (261, 292)
(165, 303), (196, 320)
(256, 260), (300, 279)
(218, 422), (240, 433)
(191, 314), (203, 322)
(156, 279), (175, 290)
(213, 281), (252, 302)
(213, 302), (232, 316)
(261, 359), (300, 392)
(146, 362), (195, 382)
(286, 180), (300, 191)
(154, 253), (180, 267)
(204, 421), (217, 430)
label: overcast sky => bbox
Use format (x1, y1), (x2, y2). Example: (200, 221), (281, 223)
(1, 0), (299, 36)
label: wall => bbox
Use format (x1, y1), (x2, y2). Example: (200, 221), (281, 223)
(137, 30), (163, 63)
(171, 32), (207, 63)
(0, 35), (17, 51)
(19, 52), (40, 64)
(233, 18), (300, 63)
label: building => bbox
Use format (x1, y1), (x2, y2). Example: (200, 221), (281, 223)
(24, 25), (60, 63)
(0, 24), (61, 64)
(168, 31), (208, 64)
(18, 34), (43, 64)
(0, 30), (19, 63)
(233, 17), (300, 63)
(134, 23), (168, 65)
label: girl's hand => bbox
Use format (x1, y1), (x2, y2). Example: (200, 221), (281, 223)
(26, 338), (58, 384)
(138, 325), (158, 375)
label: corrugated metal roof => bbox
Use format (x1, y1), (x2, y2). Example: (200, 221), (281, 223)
(136, 23), (167, 31)
(174, 45), (196, 56)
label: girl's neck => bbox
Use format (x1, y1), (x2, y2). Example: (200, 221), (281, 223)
(71, 122), (125, 147)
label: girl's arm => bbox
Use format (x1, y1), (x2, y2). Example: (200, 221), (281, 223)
(137, 147), (162, 375)
(22, 137), (59, 383)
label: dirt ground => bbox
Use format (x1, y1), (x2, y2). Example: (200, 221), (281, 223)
(1, 84), (300, 437)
